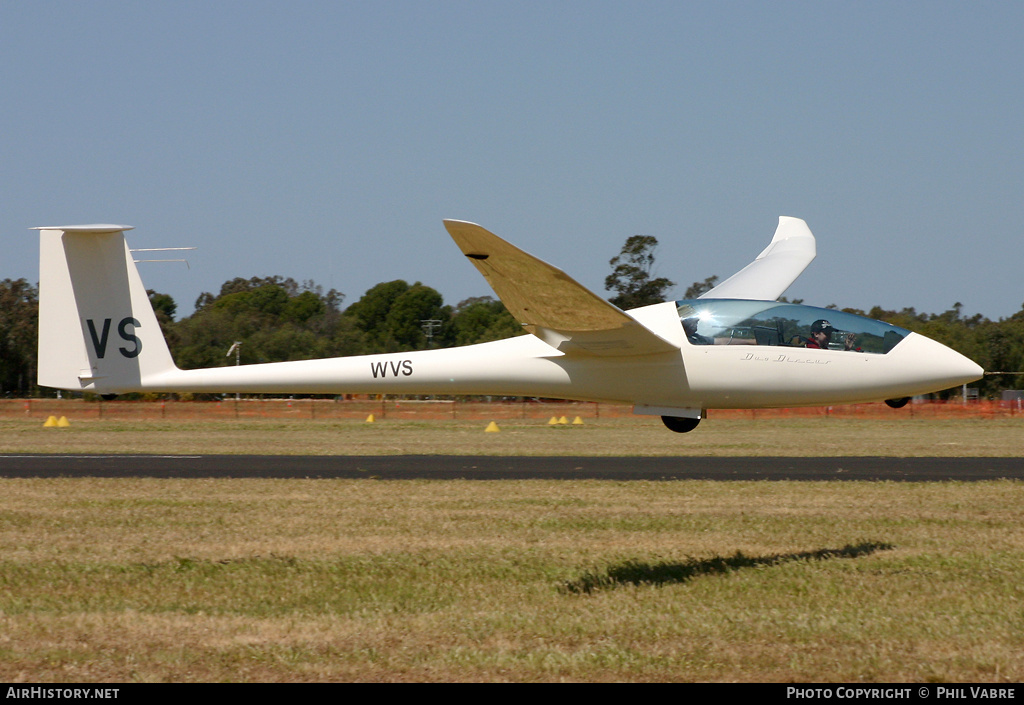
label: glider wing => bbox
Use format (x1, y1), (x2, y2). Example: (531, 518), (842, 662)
(443, 220), (679, 357)
(700, 216), (816, 300)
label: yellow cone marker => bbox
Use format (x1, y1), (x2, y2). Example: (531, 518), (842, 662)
(485, 421), (501, 432)
(43, 415), (58, 427)
(548, 416), (559, 425)
(57, 416), (70, 427)
(365, 414), (375, 423)
(572, 416), (584, 425)
(558, 416), (568, 424)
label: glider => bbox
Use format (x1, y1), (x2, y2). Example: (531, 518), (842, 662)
(32, 217), (983, 432)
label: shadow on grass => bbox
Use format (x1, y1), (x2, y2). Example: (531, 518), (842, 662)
(563, 541), (894, 594)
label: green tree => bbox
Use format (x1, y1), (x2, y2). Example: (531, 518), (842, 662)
(147, 290), (177, 322)
(683, 275), (719, 299)
(450, 296), (523, 346)
(172, 277), (360, 369)
(147, 289), (180, 361)
(386, 283), (451, 350)
(978, 315), (1024, 395)
(604, 235), (675, 309)
(342, 280), (410, 350)
(0, 279), (38, 395)
(344, 280), (452, 352)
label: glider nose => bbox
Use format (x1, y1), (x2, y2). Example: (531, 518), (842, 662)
(900, 333), (984, 389)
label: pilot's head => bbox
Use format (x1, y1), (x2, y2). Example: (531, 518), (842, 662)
(810, 319), (836, 344)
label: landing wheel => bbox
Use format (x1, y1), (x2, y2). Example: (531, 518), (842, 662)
(661, 415), (701, 433)
(884, 397), (910, 409)
(101, 394), (118, 401)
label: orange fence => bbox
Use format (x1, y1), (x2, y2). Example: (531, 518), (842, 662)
(0, 398), (1020, 422)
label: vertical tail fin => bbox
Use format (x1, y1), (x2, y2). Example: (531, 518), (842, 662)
(34, 225), (177, 393)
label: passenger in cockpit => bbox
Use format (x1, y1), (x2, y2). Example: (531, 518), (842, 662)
(807, 319), (856, 350)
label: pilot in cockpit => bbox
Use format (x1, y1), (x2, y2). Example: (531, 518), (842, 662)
(682, 317), (713, 346)
(807, 319), (857, 351)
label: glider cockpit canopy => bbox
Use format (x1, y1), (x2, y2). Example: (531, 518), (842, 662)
(677, 299), (910, 354)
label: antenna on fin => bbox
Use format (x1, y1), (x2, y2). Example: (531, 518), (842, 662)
(130, 246), (197, 268)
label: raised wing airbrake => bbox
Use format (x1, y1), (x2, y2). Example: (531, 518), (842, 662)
(33, 217), (982, 432)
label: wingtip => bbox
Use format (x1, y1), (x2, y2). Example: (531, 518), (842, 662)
(773, 216), (813, 239)
(766, 216), (815, 253)
(443, 219), (495, 245)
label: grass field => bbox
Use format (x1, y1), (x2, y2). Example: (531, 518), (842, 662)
(1, 416), (1022, 682)
(1, 414), (1022, 456)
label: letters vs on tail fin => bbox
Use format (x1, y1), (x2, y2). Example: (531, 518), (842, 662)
(34, 225), (176, 392)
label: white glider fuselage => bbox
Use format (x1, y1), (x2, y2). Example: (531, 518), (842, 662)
(133, 300), (980, 413)
(32, 218), (983, 427)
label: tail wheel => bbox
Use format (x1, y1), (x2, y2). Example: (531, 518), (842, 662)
(885, 397), (911, 409)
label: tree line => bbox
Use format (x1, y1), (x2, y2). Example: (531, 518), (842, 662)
(0, 274), (525, 398)
(1, 235), (1021, 398)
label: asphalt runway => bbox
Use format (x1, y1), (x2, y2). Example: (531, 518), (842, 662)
(0, 454), (1021, 481)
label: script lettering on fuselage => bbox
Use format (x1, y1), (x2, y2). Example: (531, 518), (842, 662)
(86, 317), (142, 359)
(740, 352), (831, 365)
(369, 360), (414, 379)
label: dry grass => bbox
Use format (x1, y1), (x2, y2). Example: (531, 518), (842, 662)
(0, 415), (1022, 456)
(1, 477), (1023, 682)
(1, 416), (1021, 681)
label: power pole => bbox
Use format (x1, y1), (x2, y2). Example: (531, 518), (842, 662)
(421, 319), (442, 347)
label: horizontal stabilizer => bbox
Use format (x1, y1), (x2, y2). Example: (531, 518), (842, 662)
(701, 216), (816, 300)
(443, 220), (679, 357)
(32, 224), (135, 234)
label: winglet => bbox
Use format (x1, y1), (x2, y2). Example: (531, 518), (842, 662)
(700, 216), (816, 300)
(444, 220), (679, 356)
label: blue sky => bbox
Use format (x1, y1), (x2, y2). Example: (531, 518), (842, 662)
(3, 1), (1022, 321)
